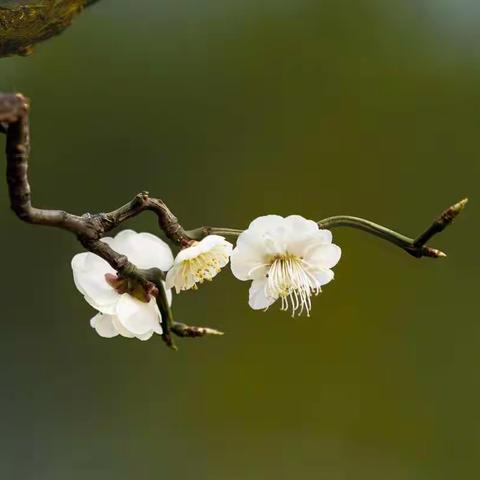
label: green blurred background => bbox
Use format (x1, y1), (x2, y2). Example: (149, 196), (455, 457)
(0, 1), (478, 478)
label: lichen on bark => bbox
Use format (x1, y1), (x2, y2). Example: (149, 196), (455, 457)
(0, 0), (98, 58)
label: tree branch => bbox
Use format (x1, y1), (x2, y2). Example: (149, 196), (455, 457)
(413, 199), (468, 249)
(0, 92), (221, 347)
(0, 91), (468, 347)
(102, 192), (191, 246)
(187, 202), (467, 259)
(317, 198), (468, 258)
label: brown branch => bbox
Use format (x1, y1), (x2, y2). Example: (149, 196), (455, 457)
(102, 192), (191, 246)
(0, 93), (191, 261)
(0, 92), (219, 347)
(2, 94), (88, 232)
(0, 91), (468, 347)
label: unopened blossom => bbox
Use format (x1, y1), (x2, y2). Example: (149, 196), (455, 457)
(72, 230), (174, 340)
(230, 215), (341, 316)
(166, 235), (233, 293)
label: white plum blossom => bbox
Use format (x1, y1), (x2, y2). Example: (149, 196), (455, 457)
(166, 235), (233, 293)
(231, 215), (341, 316)
(72, 230), (174, 340)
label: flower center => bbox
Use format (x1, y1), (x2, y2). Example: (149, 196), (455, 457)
(180, 248), (229, 288)
(265, 254), (321, 316)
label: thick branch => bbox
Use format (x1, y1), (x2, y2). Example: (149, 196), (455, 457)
(0, 93), (190, 258)
(102, 192), (191, 246)
(2, 94), (92, 233)
(0, 92), (220, 345)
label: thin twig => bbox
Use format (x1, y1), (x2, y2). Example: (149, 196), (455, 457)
(413, 199), (468, 248)
(185, 226), (243, 240)
(317, 198), (468, 258)
(188, 203), (467, 259)
(171, 322), (224, 338)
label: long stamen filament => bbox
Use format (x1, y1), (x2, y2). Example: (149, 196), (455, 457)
(264, 254), (321, 317)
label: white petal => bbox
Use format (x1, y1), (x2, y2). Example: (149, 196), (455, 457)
(312, 269), (335, 286)
(287, 229), (333, 258)
(90, 313), (119, 338)
(115, 295), (159, 335)
(112, 316), (135, 338)
(284, 215), (319, 235)
(153, 320), (163, 335)
(242, 216), (290, 256)
(231, 249), (269, 281)
(247, 215), (285, 234)
(83, 295), (118, 315)
(112, 230), (174, 271)
(307, 244), (342, 269)
(176, 235), (232, 263)
(231, 231), (271, 280)
(175, 242), (204, 263)
(72, 253), (89, 296)
(248, 278), (277, 310)
(317, 229), (333, 244)
(164, 283), (173, 306)
(167, 236), (232, 292)
(201, 234), (230, 248)
(148, 301), (163, 337)
(136, 330), (155, 341)
(72, 252), (119, 312)
(165, 266), (182, 292)
(284, 215), (332, 248)
(287, 225), (332, 257)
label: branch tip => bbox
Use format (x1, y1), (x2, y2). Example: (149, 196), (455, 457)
(423, 247), (447, 258)
(162, 335), (178, 350)
(444, 197), (468, 221)
(413, 197), (468, 248)
(171, 322), (224, 338)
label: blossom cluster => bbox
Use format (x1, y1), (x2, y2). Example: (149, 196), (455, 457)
(72, 215), (341, 340)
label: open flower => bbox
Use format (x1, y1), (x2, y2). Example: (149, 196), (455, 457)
(166, 235), (233, 293)
(72, 230), (174, 340)
(231, 215), (341, 316)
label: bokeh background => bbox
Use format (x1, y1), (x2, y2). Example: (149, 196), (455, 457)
(0, 1), (478, 478)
